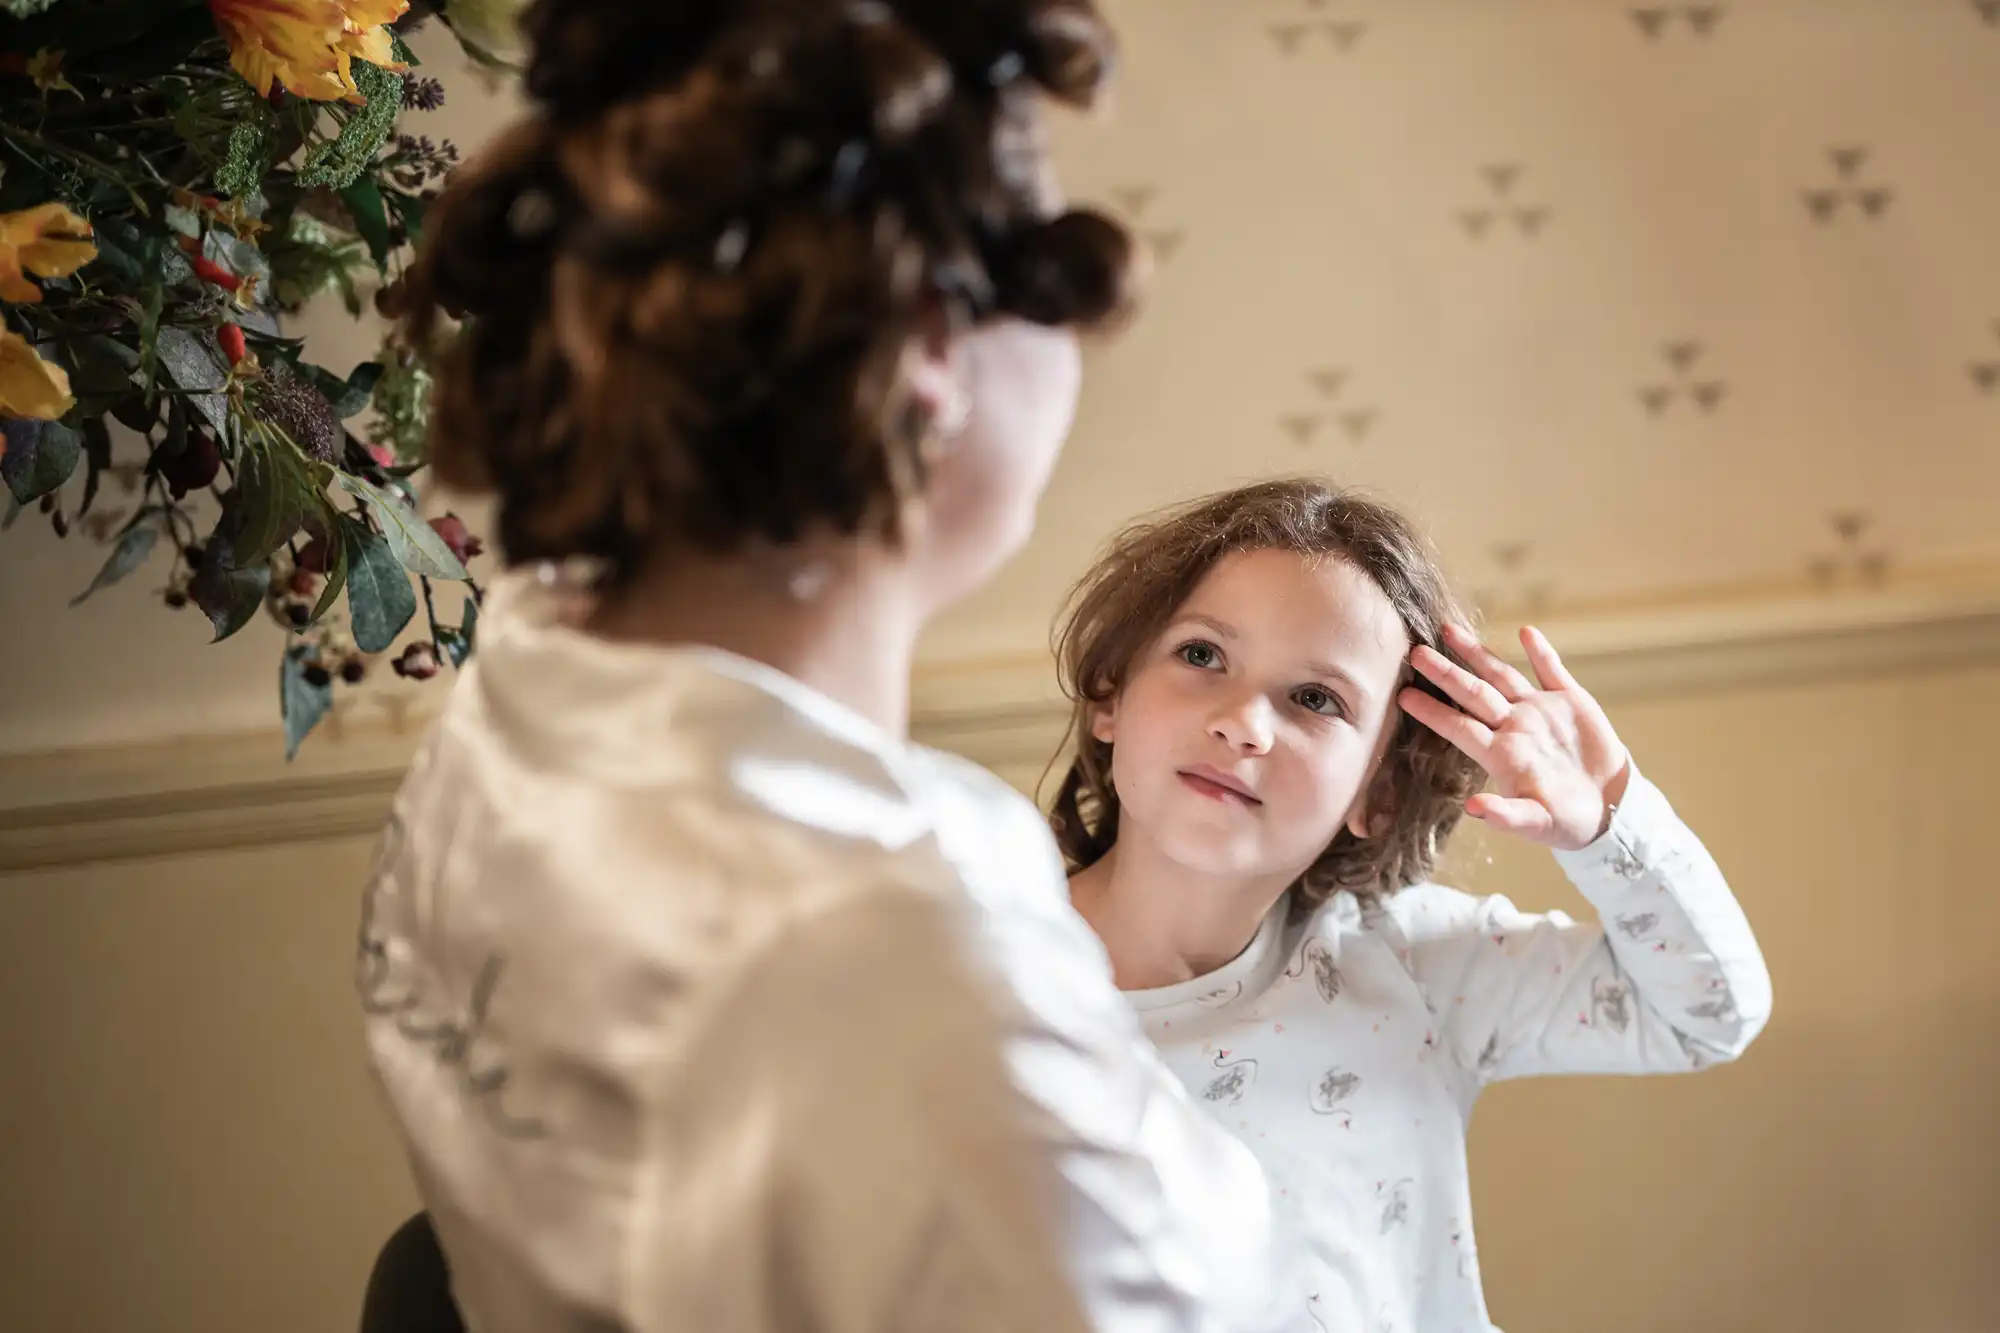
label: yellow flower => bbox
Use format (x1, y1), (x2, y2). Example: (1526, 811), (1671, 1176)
(0, 202), (96, 305)
(209, 0), (410, 105)
(0, 325), (74, 421)
(27, 48), (79, 97)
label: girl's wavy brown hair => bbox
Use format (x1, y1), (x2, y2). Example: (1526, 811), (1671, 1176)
(398, 0), (1140, 582)
(1049, 478), (1488, 906)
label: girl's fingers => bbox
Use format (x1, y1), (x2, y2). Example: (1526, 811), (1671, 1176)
(1410, 645), (1512, 727)
(1520, 626), (1579, 693)
(1442, 623), (1536, 701)
(1399, 687), (1494, 763)
(1466, 793), (1556, 839)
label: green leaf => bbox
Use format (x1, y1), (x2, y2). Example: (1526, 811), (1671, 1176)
(109, 394), (158, 432)
(300, 360), (382, 419)
(2, 419), (82, 504)
(338, 474), (469, 581)
(310, 521), (352, 623)
(71, 524), (161, 607)
(392, 190), (428, 249)
(138, 249), (167, 390)
(77, 417), (112, 519)
(156, 395), (190, 464)
(154, 327), (231, 435)
(89, 219), (151, 289)
(339, 362), (384, 415)
(340, 177), (393, 268)
(66, 335), (139, 418)
(280, 648), (334, 762)
(344, 522), (417, 654)
(226, 436), (308, 566)
(189, 546), (270, 643)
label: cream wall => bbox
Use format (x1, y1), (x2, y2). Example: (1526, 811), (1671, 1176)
(1456, 662), (2000, 1333)
(0, 834), (415, 1333)
(2, 650), (1995, 1333)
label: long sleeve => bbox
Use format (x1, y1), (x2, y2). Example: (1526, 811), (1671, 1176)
(1391, 767), (1772, 1084)
(626, 884), (1098, 1333)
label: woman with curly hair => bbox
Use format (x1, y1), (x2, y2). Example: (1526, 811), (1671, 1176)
(356, 3), (1299, 1331)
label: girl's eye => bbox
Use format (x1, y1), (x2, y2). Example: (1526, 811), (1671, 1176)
(1177, 640), (1222, 670)
(1293, 685), (1342, 716)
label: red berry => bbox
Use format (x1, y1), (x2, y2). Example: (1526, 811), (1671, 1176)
(429, 513), (484, 565)
(218, 323), (247, 366)
(295, 534), (331, 573)
(288, 568), (318, 598)
(162, 432), (221, 499)
(340, 658), (367, 684)
(192, 256), (242, 292)
(392, 642), (442, 681)
(365, 442), (397, 469)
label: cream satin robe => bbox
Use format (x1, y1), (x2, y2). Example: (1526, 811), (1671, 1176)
(358, 567), (1303, 1333)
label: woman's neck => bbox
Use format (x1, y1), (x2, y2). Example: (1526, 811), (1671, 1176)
(1068, 834), (1298, 992)
(584, 539), (924, 738)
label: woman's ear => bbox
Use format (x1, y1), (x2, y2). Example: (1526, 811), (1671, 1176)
(1088, 698), (1117, 745)
(902, 299), (971, 442)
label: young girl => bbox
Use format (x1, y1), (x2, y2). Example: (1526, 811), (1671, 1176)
(1054, 477), (1772, 1333)
(357, 4), (1301, 1332)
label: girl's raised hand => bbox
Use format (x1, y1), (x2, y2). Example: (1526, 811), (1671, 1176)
(1398, 624), (1632, 851)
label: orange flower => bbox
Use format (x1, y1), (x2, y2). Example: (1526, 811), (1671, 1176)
(0, 325), (74, 421)
(209, 0), (409, 105)
(0, 203), (96, 305)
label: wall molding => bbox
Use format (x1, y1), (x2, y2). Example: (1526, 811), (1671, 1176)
(6, 570), (2000, 872)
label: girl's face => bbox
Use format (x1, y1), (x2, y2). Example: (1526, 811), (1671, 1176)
(1092, 548), (1414, 885)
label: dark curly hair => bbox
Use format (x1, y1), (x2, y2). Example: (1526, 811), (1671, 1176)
(1048, 478), (1489, 906)
(398, 0), (1140, 581)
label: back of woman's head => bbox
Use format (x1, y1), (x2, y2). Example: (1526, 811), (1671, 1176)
(1049, 477), (1489, 904)
(402, 0), (1138, 580)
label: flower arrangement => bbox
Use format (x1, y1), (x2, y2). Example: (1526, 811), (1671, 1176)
(0, 0), (517, 756)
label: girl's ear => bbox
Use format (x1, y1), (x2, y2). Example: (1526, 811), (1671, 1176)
(1345, 723), (1403, 839)
(1344, 794), (1376, 841)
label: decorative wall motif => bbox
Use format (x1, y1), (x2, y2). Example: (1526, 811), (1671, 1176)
(1630, 7), (1726, 41)
(954, 0), (2000, 645)
(1803, 147), (1894, 224)
(1281, 366), (1379, 447)
(1460, 165), (1550, 241)
(1268, 0), (1366, 56)
(1110, 184), (1185, 265)
(1637, 341), (1728, 418)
